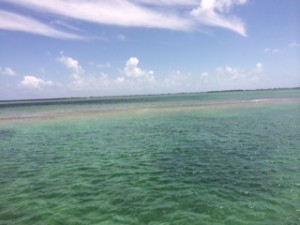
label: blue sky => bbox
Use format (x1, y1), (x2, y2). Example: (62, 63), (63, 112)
(0, 0), (299, 100)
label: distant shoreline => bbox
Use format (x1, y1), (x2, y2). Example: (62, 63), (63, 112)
(1, 87), (299, 107)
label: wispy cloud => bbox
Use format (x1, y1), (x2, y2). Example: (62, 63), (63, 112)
(190, 0), (247, 36)
(2, 0), (248, 37)
(5, 0), (192, 31)
(135, 0), (198, 6)
(0, 10), (83, 39)
(51, 20), (82, 32)
(0, 66), (16, 76)
(289, 42), (300, 48)
(264, 48), (280, 54)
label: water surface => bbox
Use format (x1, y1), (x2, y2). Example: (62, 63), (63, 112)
(0, 89), (299, 224)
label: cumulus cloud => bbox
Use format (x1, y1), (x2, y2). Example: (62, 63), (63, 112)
(2, 0), (247, 37)
(0, 10), (82, 39)
(216, 65), (246, 82)
(0, 67), (16, 76)
(255, 63), (263, 73)
(116, 76), (125, 83)
(20, 75), (57, 89)
(198, 63), (265, 90)
(200, 72), (209, 81)
(57, 54), (84, 74)
(57, 53), (116, 91)
(56, 56), (157, 93)
(190, 0), (247, 36)
(164, 70), (190, 89)
(57, 54), (90, 90)
(124, 57), (155, 81)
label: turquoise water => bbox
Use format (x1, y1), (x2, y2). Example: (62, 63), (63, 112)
(0, 89), (300, 224)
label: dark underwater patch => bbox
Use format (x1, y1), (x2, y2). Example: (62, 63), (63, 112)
(0, 129), (16, 140)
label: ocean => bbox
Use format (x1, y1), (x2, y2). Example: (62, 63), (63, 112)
(0, 89), (299, 225)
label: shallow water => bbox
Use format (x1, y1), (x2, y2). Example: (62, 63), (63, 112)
(0, 90), (300, 224)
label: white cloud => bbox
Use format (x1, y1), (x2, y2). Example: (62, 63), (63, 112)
(264, 48), (280, 54)
(53, 56), (267, 94)
(190, 0), (247, 36)
(164, 70), (190, 89)
(57, 54), (84, 74)
(136, 0), (198, 6)
(116, 76), (125, 83)
(218, 65), (246, 82)
(124, 57), (155, 81)
(0, 10), (82, 39)
(201, 72), (209, 81)
(3, 0), (248, 36)
(68, 72), (128, 92)
(5, 0), (192, 31)
(289, 42), (300, 48)
(250, 63), (264, 82)
(198, 63), (264, 90)
(51, 20), (82, 32)
(16, 60), (268, 96)
(0, 67), (16, 76)
(56, 53), (117, 91)
(20, 75), (57, 89)
(56, 56), (157, 93)
(57, 54), (120, 92)
(255, 63), (263, 73)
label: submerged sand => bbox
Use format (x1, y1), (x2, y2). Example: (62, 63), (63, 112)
(0, 97), (299, 124)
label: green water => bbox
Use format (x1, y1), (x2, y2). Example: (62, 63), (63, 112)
(0, 90), (300, 224)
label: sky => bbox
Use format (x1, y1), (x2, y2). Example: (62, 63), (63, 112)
(0, 0), (299, 100)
